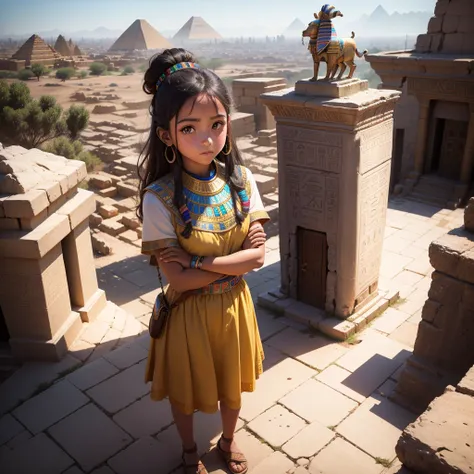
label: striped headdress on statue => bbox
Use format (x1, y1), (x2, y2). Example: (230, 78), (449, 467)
(316, 4), (341, 54)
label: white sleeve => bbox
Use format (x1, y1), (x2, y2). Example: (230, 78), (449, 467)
(246, 168), (270, 225)
(141, 191), (179, 254)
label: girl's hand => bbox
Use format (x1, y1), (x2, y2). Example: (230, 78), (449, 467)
(242, 224), (266, 250)
(160, 247), (192, 268)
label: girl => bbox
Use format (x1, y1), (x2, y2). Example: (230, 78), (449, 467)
(138, 48), (269, 474)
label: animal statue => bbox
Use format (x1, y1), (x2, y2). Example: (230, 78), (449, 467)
(302, 4), (368, 81)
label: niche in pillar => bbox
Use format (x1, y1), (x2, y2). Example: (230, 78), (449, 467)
(0, 305), (10, 343)
(297, 228), (328, 310)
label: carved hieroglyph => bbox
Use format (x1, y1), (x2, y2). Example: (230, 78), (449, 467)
(280, 125), (343, 173)
(357, 119), (394, 174)
(408, 77), (474, 102)
(356, 162), (391, 293)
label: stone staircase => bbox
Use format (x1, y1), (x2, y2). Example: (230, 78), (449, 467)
(407, 175), (458, 209)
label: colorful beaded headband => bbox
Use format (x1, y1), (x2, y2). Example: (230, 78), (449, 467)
(156, 62), (200, 91)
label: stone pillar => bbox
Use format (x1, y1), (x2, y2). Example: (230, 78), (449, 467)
(460, 108), (474, 184)
(392, 209), (474, 414)
(259, 78), (400, 339)
(413, 98), (431, 176)
(232, 78), (287, 131)
(0, 145), (105, 361)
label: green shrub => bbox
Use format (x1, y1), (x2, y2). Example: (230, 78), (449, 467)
(89, 62), (107, 76)
(65, 105), (89, 139)
(77, 70), (88, 79)
(31, 63), (46, 81)
(18, 69), (34, 81)
(56, 67), (75, 81)
(0, 70), (18, 79)
(122, 65), (135, 75)
(43, 136), (101, 172)
(109, 82), (118, 87)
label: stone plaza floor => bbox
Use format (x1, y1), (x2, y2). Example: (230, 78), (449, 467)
(0, 196), (467, 474)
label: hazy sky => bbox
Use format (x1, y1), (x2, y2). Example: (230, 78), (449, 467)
(0, 0), (437, 35)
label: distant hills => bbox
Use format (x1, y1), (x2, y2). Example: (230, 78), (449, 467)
(344, 5), (431, 37)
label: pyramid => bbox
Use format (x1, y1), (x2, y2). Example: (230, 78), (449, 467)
(54, 35), (73, 56)
(109, 19), (172, 51)
(173, 16), (222, 41)
(285, 18), (305, 34)
(73, 44), (83, 56)
(11, 34), (61, 66)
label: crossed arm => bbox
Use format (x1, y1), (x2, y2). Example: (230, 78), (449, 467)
(152, 222), (267, 293)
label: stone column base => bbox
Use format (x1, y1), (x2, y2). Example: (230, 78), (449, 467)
(258, 288), (398, 341)
(9, 311), (83, 361)
(77, 288), (107, 323)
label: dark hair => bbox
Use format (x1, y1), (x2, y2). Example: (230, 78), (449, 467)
(137, 48), (245, 238)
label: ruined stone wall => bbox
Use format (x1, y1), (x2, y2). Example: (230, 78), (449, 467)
(393, 198), (474, 413)
(416, 0), (474, 54)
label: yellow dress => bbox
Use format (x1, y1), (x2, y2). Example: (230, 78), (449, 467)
(141, 162), (269, 415)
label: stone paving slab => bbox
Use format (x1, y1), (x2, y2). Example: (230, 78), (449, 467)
(308, 437), (385, 474)
(279, 379), (358, 426)
(0, 414), (23, 447)
(337, 393), (416, 461)
(12, 379), (89, 435)
(48, 403), (132, 472)
(86, 360), (149, 413)
(266, 327), (348, 370)
(247, 404), (306, 448)
(112, 395), (173, 439)
(0, 432), (74, 474)
(66, 357), (119, 391)
(281, 421), (335, 459)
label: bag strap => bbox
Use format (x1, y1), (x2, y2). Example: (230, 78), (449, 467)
(157, 265), (192, 307)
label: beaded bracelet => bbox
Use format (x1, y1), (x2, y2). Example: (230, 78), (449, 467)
(190, 255), (205, 269)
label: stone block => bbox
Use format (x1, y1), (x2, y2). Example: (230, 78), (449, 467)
(121, 213), (141, 230)
(112, 197), (136, 213)
(421, 299), (440, 323)
(118, 229), (139, 244)
(396, 390), (474, 474)
(98, 186), (117, 198)
(428, 16), (443, 33)
(428, 272), (463, 306)
(3, 189), (49, 218)
(91, 231), (113, 255)
(458, 249), (474, 284)
(442, 33), (464, 52)
(253, 173), (276, 195)
(98, 205), (118, 219)
(57, 188), (96, 230)
(20, 207), (48, 230)
(447, 0), (474, 16)
(89, 212), (102, 227)
(116, 182), (137, 198)
(415, 34), (432, 52)
(35, 180), (62, 203)
(112, 165), (128, 176)
(78, 288), (107, 323)
(282, 421), (334, 459)
(435, 0), (449, 16)
(90, 175), (112, 190)
(241, 95), (257, 106)
(99, 219), (127, 236)
(465, 198), (474, 232)
(0, 217), (20, 230)
(67, 357), (119, 391)
(442, 14), (460, 33)
(319, 317), (356, 341)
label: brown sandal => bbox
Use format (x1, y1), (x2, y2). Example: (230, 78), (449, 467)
(182, 444), (208, 474)
(217, 435), (248, 474)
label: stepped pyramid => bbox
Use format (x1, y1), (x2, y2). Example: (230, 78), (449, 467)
(11, 34), (61, 66)
(173, 16), (222, 41)
(109, 19), (172, 51)
(54, 34), (72, 56)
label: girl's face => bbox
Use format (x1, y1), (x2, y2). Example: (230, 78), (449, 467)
(160, 92), (229, 175)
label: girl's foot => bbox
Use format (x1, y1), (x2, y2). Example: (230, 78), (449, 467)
(217, 435), (248, 474)
(182, 444), (208, 474)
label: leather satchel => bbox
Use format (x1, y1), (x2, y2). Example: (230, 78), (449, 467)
(148, 266), (189, 339)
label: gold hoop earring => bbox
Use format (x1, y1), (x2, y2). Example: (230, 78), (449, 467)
(222, 138), (232, 156)
(165, 145), (176, 164)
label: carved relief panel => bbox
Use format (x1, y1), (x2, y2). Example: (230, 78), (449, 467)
(356, 162), (391, 292)
(357, 120), (394, 174)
